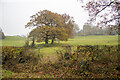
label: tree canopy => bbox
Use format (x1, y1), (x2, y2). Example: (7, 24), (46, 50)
(26, 10), (74, 45)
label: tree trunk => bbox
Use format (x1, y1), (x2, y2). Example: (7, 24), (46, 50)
(118, 7), (120, 63)
(51, 36), (55, 44)
(45, 36), (48, 45)
(51, 39), (54, 44)
(31, 37), (35, 47)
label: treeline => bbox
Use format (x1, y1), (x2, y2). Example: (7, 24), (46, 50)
(75, 24), (117, 36)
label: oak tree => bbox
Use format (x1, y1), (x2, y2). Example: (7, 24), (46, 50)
(26, 10), (74, 45)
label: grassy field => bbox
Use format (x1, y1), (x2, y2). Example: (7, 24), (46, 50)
(1, 35), (119, 78)
(1, 35), (118, 47)
(0, 36), (26, 47)
(1, 35), (118, 58)
(62, 35), (118, 46)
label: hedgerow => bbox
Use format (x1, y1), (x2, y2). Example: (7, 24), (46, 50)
(2, 47), (39, 65)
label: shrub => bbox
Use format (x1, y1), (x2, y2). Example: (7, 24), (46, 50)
(56, 45), (119, 76)
(2, 47), (39, 65)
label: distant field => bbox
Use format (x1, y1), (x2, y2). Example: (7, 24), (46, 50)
(62, 35), (118, 46)
(0, 35), (118, 47)
(0, 36), (25, 47)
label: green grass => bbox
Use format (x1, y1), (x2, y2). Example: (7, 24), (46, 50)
(2, 69), (55, 78)
(62, 35), (118, 46)
(1, 35), (118, 57)
(1, 35), (118, 47)
(2, 69), (13, 78)
(1, 35), (118, 58)
(0, 36), (25, 47)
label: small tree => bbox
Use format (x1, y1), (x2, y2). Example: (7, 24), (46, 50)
(2, 32), (5, 39)
(73, 23), (80, 36)
(24, 37), (29, 47)
(0, 28), (5, 39)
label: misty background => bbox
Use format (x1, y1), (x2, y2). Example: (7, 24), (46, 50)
(0, 0), (89, 36)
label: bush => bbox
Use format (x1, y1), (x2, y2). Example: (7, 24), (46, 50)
(56, 45), (90, 75)
(56, 45), (119, 76)
(2, 47), (39, 65)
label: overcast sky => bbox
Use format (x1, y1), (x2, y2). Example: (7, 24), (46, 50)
(0, 0), (89, 36)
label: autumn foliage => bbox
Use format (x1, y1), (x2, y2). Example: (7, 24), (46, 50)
(2, 45), (120, 78)
(26, 10), (74, 45)
(2, 47), (38, 66)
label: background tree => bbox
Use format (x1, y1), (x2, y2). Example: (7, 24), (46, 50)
(81, 0), (120, 73)
(26, 10), (74, 45)
(28, 28), (37, 47)
(0, 28), (5, 39)
(78, 23), (117, 36)
(81, 0), (120, 34)
(24, 37), (30, 47)
(73, 23), (80, 36)
(61, 14), (74, 38)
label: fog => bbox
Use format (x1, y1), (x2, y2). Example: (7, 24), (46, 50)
(0, 0), (89, 36)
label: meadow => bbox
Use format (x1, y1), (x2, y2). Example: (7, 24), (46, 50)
(1, 35), (118, 47)
(1, 35), (118, 57)
(1, 35), (119, 78)
(0, 36), (26, 47)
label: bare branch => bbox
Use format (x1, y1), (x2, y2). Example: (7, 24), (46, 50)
(95, 1), (114, 16)
(104, 16), (120, 24)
